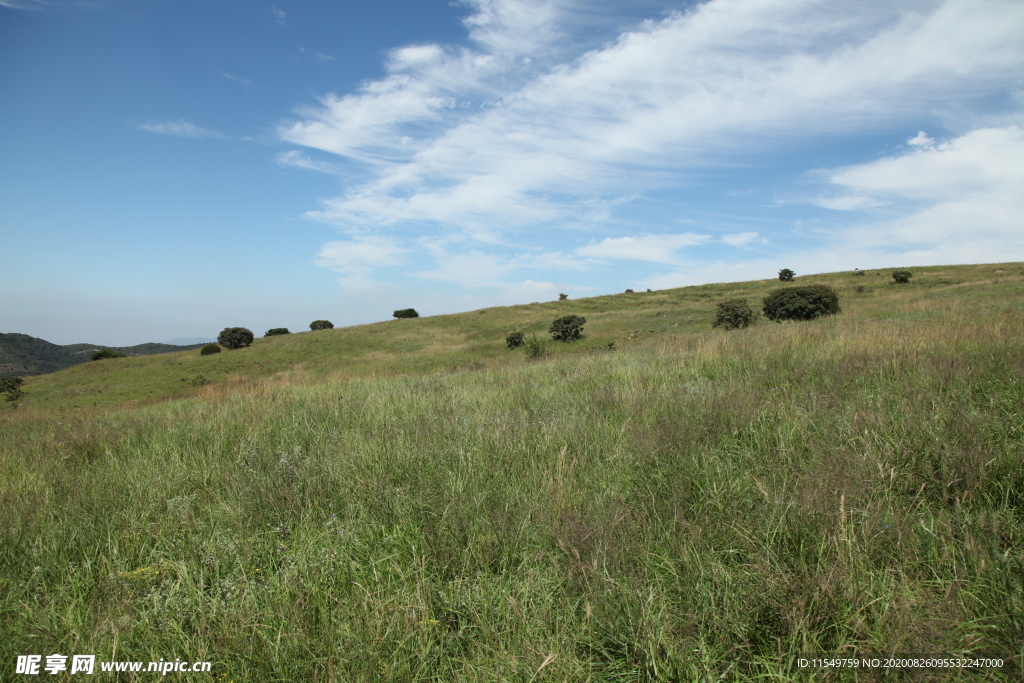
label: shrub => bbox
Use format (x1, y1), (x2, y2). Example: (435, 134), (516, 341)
(624, 289), (634, 293)
(778, 268), (796, 282)
(762, 284), (841, 322)
(217, 327), (254, 350)
(185, 374), (212, 386)
(200, 344), (221, 356)
(855, 285), (865, 294)
(892, 270), (913, 284)
(524, 334), (546, 360)
(91, 348), (127, 361)
(549, 315), (586, 342)
(712, 299), (758, 330)
(852, 270), (866, 277)
(309, 320), (334, 331)
(393, 309), (419, 319)
(1, 376), (25, 402)
(558, 293), (568, 301)
(506, 331), (525, 349)
(265, 328), (290, 337)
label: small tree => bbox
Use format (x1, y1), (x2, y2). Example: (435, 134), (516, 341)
(217, 327), (254, 349)
(393, 308), (419, 319)
(624, 289), (634, 293)
(265, 328), (290, 336)
(892, 270), (913, 284)
(778, 268), (796, 282)
(309, 320), (334, 331)
(558, 293), (568, 301)
(91, 348), (127, 361)
(763, 285), (840, 322)
(1, 376), (25, 402)
(550, 315), (586, 342)
(852, 270), (866, 277)
(712, 299), (757, 330)
(200, 344), (221, 356)
(506, 331), (525, 349)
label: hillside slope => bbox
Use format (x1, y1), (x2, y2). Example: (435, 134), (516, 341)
(6, 261), (1022, 412)
(0, 333), (205, 377)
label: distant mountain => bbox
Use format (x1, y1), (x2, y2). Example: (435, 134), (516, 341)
(161, 337), (217, 345)
(0, 333), (206, 377)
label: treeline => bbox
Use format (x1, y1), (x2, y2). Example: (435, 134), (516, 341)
(0, 333), (205, 376)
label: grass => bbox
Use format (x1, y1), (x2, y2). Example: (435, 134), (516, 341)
(1, 262), (1022, 681)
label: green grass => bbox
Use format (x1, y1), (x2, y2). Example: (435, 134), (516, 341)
(1, 262), (1022, 681)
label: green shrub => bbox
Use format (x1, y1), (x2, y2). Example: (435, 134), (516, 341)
(550, 315), (586, 342)
(90, 348), (127, 361)
(892, 270), (913, 284)
(852, 270), (866, 277)
(558, 293), (568, 301)
(265, 328), (290, 336)
(506, 331), (525, 349)
(185, 374), (212, 386)
(524, 334), (546, 360)
(778, 268), (795, 282)
(217, 327), (254, 350)
(762, 285), (841, 322)
(393, 309), (419, 319)
(1, 376), (25, 402)
(309, 320), (334, 331)
(712, 299), (758, 330)
(200, 344), (221, 356)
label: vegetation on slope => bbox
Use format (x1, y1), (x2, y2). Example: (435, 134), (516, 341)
(0, 262), (1021, 680)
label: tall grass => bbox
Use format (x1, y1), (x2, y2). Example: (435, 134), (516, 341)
(1, 278), (1022, 680)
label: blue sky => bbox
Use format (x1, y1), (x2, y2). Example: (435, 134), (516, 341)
(2, 0), (1022, 346)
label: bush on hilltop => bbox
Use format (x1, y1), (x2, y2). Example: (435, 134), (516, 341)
(91, 348), (127, 361)
(309, 320), (334, 331)
(265, 328), (290, 337)
(393, 309), (420, 319)
(892, 270), (913, 284)
(712, 299), (758, 330)
(200, 344), (221, 356)
(550, 315), (586, 342)
(217, 327), (254, 350)
(762, 285), (840, 322)
(778, 268), (796, 282)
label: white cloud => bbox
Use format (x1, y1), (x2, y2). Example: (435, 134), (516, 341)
(270, 5), (286, 27)
(285, 0), (1023, 239)
(276, 150), (341, 174)
(721, 231), (760, 247)
(314, 237), (409, 275)
(820, 125), (1024, 259)
(138, 120), (222, 139)
(577, 233), (710, 264)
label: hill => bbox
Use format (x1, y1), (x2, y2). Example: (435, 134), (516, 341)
(1, 262), (1021, 679)
(5, 262), (1021, 412)
(0, 333), (206, 377)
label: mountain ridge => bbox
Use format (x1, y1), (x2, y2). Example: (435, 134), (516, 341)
(0, 333), (206, 376)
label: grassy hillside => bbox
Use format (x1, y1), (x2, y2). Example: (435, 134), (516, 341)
(0, 333), (205, 377)
(10, 262), (1022, 412)
(1, 262), (1022, 681)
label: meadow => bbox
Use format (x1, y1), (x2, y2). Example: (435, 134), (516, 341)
(1, 263), (1022, 681)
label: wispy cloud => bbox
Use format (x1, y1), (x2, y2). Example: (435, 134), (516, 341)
(577, 233), (710, 264)
(276, 150), (341, 174)
(285, 0), (1024, 234)
(270, 5), (286, 27)
(138, 120), (222, 139)
(299, 47), (335, 62)
(721, 232), (761, 247)
(0, 0), (46, 9)
(221, 73), (251, 87)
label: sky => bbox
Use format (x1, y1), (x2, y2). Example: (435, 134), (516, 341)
(2, 0), (1022, 346)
